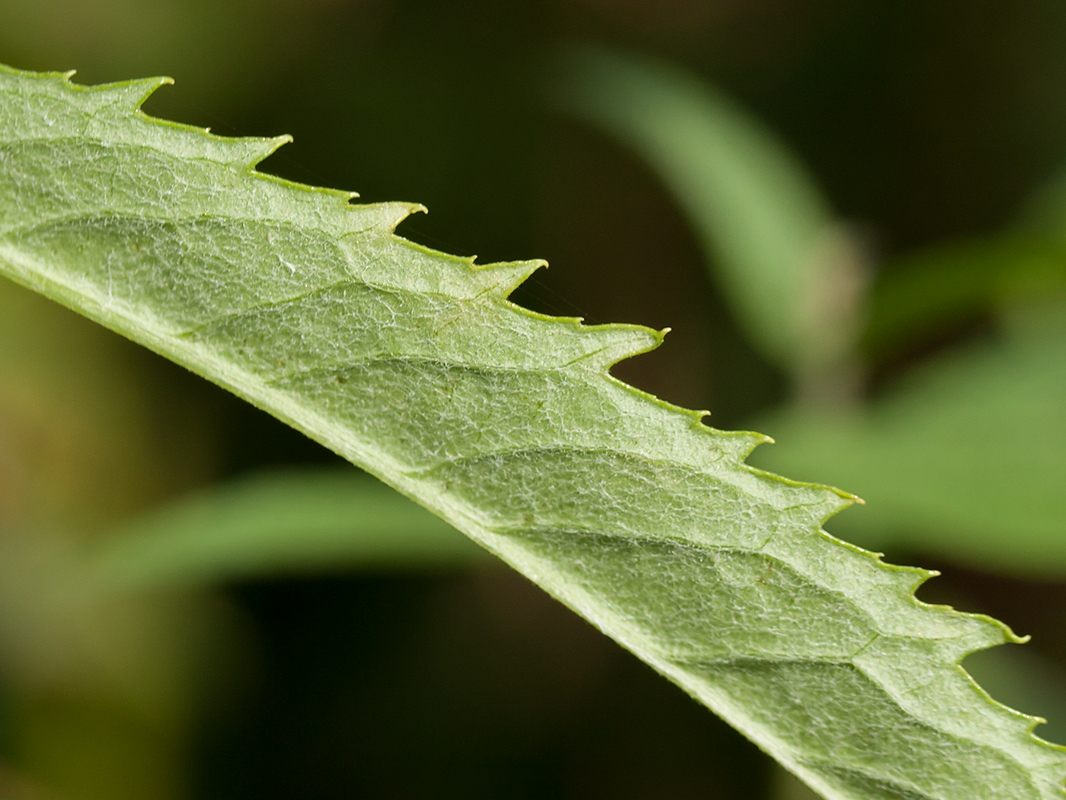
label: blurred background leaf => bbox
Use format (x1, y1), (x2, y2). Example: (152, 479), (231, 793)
(91, 469), (484, 590)
(0, 280), (214, 532)
(558, 45), (866, 401)
(861, 234), (1066, 362)
(751, 304), (1066, 576)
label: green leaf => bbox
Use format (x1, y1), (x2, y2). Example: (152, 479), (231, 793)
(751, 304), (1066, 579)
(863, 150), (1066, 364)
(1019, 162), (1066, 241)
(90, 468), (485, 589)
(556, 47), (863, 381)
(1, 64), (1064, 800)
(861, 233), (1066, 363)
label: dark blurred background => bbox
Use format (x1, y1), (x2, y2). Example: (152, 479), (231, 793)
(3, 2), (1066, 799)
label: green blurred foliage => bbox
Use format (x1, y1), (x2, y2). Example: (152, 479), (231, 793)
(4, 1), (1066, 798)
(558, 46), (861, 393)
(754, 304), (1066, 577)
(93, 469), (484, 589)
(0, 281), (214, 531)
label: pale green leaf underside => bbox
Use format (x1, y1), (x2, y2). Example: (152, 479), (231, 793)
(1, 65), (1063, 800)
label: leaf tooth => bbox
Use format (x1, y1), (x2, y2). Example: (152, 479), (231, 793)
(892, 579), (1021, 656)
(740, 462), (859, 524)
(816, 488), (860, 521)
(232, 134), (293, 169)
(579, 322), (664, 371)
(949, 614), (1020, 658)
(476, 258), (547, 298)
(730, 428), (773, 457)
(363, 201), (427, 233)
(88, 76), (174, 111)
(854, 633), (1028, 736)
